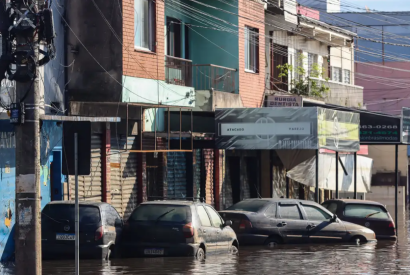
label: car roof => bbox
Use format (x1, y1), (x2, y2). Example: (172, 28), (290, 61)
(324, 199), (384, 206)
(235, 198), (318, 205)
(46, 201), (108, 207)
(140, 200), (196, 206)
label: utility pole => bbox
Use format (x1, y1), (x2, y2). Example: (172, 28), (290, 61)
(14, 0), (42, 274)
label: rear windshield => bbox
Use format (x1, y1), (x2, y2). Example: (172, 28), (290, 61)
(129, 204), (190, 223)
(42, 204), (101, 224)
(344, 204), (389, 219)
(226, 200), (270, 212)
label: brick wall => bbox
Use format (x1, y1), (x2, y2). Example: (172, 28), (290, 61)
(123, 0), (165, 81)
(238, 0), (266, 107)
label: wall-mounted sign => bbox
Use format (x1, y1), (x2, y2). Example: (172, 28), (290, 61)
(215, 107), (360, 152)
(267, 95), (302, 107)
(402, 107), (410, 144)
(360, 112), (400, 144)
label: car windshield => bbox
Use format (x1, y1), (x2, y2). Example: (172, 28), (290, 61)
(226, 200), (270, 212)
(344, 204), (389, 219)
(42, 204), (101, 224)
(129, 204), (190, 223)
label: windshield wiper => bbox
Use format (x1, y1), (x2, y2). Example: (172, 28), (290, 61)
(155, 209), (175, 223)
(365, 212), (380, 218)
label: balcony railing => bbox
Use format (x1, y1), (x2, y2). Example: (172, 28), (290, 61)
(193, 64), (237, 93)
(266, 73), (288, 92)
(165, 55), (193, 87)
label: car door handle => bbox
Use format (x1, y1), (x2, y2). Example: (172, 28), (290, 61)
(278, 222), (287, 227)
(202, 229), (206, 233)
(216, 231), (221, 234)
(307, 224), (316, 229)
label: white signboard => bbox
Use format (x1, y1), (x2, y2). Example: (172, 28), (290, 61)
(267, 95), (302, 107)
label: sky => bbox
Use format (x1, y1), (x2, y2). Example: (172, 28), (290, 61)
(355, 0), (410, 11)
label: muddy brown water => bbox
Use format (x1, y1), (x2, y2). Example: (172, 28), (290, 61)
(2, 219), (410, 275)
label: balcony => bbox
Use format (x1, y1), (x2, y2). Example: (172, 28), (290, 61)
(193, 64), (237, 93)
(165, 55), (193, 87)
(309, 77), (364, 108)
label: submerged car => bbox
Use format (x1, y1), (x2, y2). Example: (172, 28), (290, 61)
(322, 199), (396, 240)
(219, 198), (376, 246)
(121, 200), (238, 260)
(41, 201), (123, 260)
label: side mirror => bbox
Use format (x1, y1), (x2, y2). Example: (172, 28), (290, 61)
(115, 218), (123, 227)
(330, 214), (338, 223)
(224, 220), (233, 227)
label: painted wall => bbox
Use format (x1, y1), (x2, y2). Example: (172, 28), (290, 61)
(0, 120), (15, 262)
(0, 120), (62, 262)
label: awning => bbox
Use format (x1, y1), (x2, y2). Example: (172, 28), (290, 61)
(287, 153), (373, 193)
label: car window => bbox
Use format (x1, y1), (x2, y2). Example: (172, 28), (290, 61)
(265, 204), (277, 217)
(226, 200), (270, 212)
(303, 205), (331, 221)
(326, 203), (338, 214)
(105, 206), (120, 226)
(205, 206), (223, 228)
(42, 204), (101, 224)
(197, 206), (212, 227)
(278, 204), (302, 220)
(129, 204), (190, 223)
(344, 204), (389, 219)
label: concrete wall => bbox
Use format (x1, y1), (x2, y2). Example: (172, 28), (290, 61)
(369, 145), (408, 177)
(238, 0), (266, 107)
(194, 90), (244, 111)
(366, 186), (406, 226)
(66, 0), (122, 102)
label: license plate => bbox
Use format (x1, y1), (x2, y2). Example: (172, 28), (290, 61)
(144, 248), (164, 255)
(56, 233), (75, 241)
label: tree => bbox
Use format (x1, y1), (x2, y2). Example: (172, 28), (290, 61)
(277, 54), (330, 98)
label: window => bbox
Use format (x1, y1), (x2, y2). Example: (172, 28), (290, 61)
(303, 205), (331, 221)
(344, 204), (389, 219)
(227, 200), (270, 212)
(105, 206), (120, 226)
(42, 204), (101, 224)
(278, 204), (302, 220)
(134, 0), (156, 52)
(205, 206), (223, 228)
(197, 206), (212, 227)
(129, 204), (190, 223)
(245, 26), (259, 73)
(343, 69), (351, 84)
(308, 53), (318, 76)
(265, 204), (277, 217)
(167, 17), (181, 58)
(332, 67), (342, 82)
(323, 202), (338, 214)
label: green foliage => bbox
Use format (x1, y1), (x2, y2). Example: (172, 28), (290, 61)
(277, 54), (330, 99)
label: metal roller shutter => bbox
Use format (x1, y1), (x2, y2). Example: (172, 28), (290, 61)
(110, 137), (138, 219)
(167, 152), (187, 198)
(70, 134), (102, 202)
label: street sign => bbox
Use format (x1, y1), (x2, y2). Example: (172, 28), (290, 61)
(62, 121), (91, 175)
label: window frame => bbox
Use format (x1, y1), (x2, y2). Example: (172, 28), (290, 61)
(343, 69), (351, 84)
(196, 205), (212, 227)
(303, 204), (332, 221)
(204, 205), (224, 228)
(245, 26), (259, 73)
(134, 0), (156, 52)
(264, 203), (277, 218)
(331, 66), (342, 82)
(278, 203), (303, 220)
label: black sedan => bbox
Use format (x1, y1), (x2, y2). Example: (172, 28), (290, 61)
(322, 199), (396, 240)
(219, 199), (376, 246)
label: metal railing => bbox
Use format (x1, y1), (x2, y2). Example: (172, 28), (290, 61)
(193, 64), (237, 93)
(165, 55), (193, 87)
(266, 73), (288, 92)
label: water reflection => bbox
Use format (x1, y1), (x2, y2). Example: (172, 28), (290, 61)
(3, 221), (410, 274)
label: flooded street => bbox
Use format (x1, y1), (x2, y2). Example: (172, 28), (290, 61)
(2, 219), (410, 274)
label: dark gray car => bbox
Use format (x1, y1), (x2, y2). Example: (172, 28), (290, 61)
(121, 200), (238, 260)
(41, 201), (123, 260)
(219, 199), (376, 246)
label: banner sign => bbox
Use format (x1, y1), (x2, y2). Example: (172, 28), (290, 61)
(267, 95), (302, 107)
(360, 113), (400, 144)
(215, 107), (360, 152)
(402, 108), (410, 144)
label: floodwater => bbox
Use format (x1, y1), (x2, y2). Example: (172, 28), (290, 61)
(2, 220), (410, 275)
